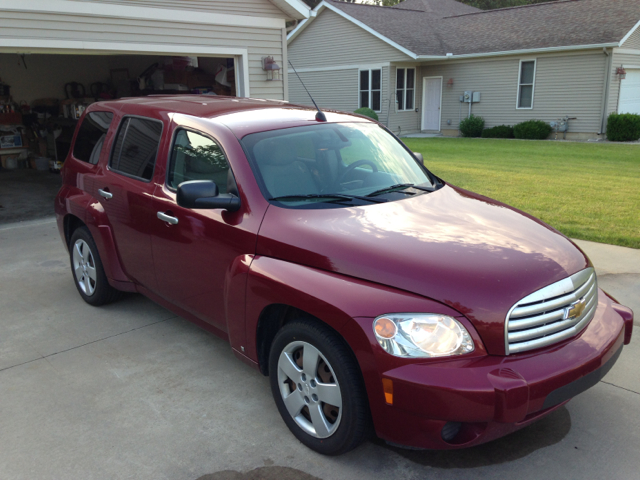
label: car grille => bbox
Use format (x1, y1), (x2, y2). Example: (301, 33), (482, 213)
(506, 268), (598, 355)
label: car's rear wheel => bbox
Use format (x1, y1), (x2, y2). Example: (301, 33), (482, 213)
(269, 319), (370, 455)
(69, 227), (121, 306)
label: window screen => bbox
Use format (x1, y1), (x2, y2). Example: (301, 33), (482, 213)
(518, 61), (536, 109)
(167, 129), (231, 192)
(73, 112), (113, 164)
(396, 68), (415, 111)
(110, 117), (162, 181)
(359, 69), (382, 112)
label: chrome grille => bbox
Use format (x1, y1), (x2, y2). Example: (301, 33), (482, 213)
(506, 268), (598, 354)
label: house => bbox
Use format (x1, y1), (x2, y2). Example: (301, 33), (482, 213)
(0, 0), (310, 103)
(287, 0), (640, 139)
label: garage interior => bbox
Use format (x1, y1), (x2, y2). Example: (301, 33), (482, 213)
(0, 52), (237, 224)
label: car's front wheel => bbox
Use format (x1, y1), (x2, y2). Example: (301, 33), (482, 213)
(69, 227), (121, 306)
(269, 319), (370, 455)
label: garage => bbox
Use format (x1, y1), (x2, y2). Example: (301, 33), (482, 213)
(618, 68), (640, 114)
(0, 0), (308, 224)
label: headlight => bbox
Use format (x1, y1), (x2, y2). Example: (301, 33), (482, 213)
(373, 314), (474, 358)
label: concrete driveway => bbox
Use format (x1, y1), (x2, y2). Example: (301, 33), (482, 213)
(1, 219), (638, 480)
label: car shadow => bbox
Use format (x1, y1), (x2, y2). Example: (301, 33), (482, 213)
(196, 466), (321, 480)
(373, 406), (571, 468)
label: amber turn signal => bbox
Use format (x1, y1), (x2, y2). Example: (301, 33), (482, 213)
(374, 317), (397, 339)
(382, 378), (393, 405)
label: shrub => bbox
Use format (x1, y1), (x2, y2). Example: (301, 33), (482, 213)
(459, 114), (485, 137)
(354, 107), (379, 121)
(606, 113), (640, 142)
(514, 120), (553, 140)
(481, 125), (515, 139)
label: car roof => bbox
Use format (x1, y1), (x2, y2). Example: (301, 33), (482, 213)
(88, 95), (373, 138)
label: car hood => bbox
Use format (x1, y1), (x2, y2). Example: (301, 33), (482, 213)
(256, 185), (589, 355)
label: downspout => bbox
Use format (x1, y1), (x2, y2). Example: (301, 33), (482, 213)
(599, 47), (613, 135)
(385, 66), (392, 129)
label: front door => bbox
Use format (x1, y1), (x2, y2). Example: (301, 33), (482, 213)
(422, 77), (442, 131)
(148, 123), (256, 333)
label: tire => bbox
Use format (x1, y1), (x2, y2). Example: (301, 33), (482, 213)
(69, 226), (121, 306)
(269, 319), (371, 455)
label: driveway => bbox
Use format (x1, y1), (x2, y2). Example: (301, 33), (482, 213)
(0, 219), (638, 480)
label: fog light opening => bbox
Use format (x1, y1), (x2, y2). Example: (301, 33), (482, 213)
(441, 421), (462, 442)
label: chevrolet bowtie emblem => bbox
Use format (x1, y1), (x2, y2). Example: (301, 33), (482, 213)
(565, 298), (587, 320)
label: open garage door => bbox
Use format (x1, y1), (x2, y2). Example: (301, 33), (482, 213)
(0, 50), (247, 224)
(618, 68), (640, 115)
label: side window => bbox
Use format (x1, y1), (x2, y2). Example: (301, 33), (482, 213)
(109, 117), (163, 181)
(73, 112), (114, 164)
(167, 129), (231, 193)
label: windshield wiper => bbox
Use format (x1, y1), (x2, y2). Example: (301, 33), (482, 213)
(269, 193), (387, 204)
(365, 183), (435, 198)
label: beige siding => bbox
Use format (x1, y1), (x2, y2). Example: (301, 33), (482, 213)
(0, 10), (285, 100)
(608, 50), (640, 116)
(288, 9), (413, 68)
(289, 66), (391, 123)
(419, 50), (608, 134)
(622, 27), (640, 50)
(71, 0), (287, 18)
(386, 65), (422, 135)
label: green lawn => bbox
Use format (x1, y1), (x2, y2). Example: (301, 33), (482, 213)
(401, 138), (640, 249)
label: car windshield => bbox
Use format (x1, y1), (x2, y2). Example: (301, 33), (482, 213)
(240, 123), (435, 207)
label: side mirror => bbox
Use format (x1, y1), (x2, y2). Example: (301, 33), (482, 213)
(413, 152), (424, 164)
(177, 180), (241, 212)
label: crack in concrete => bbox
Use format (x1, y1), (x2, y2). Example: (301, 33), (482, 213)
(601, 380), (640, 396)
(0, 316), (177, 374)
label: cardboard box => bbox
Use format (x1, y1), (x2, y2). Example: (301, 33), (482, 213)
(0, 133), (22, 149)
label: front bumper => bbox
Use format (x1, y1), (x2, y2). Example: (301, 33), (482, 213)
(368, 290), (630, 449)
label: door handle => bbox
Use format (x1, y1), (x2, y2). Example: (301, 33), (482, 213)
(98, 189), (113, 200)
(157, 211), (179, 225)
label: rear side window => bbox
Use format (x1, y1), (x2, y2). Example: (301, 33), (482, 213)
(109, 117), (163, 181)
(73, 112), (114, 164)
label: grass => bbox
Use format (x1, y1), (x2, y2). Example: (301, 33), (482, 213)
(401, 137), (640, 249)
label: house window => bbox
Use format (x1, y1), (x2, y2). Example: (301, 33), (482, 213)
(359, 69), (381, 112)
(396, 68), (415, 111)
(517, 60), (536, 109)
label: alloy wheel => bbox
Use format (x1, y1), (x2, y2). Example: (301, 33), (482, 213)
(277, 341), (343, 439)
(72, 239), (97, 296)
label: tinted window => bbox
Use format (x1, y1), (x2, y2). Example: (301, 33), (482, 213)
(168, 129), (231, 192)
(110, 117), (162, 181)
(73, 112), (113, 164)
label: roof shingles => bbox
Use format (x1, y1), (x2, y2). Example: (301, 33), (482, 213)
(326, 0), (640, 56)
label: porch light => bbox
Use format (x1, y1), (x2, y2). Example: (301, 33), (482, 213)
(616, 67), (627, 80)
(262, 56), (281, 81)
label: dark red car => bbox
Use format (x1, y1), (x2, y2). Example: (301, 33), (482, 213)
(55, 96), (633, 455)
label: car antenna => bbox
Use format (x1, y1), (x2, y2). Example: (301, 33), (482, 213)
(288, 60), (327, 122)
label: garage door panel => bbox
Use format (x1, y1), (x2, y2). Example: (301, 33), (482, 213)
(619, 69), (640, 115)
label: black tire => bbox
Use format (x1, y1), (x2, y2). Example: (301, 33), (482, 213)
(269, 319), (371, 455)
(69, 226), (121, 306)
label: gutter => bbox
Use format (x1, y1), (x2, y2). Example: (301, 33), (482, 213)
(415, 43), (621, 61)
(600, 47), (614, 135)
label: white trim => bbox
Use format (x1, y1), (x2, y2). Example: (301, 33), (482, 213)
(0, 0), (286, 29)
(395, 67), (417, 112)
(288, 1), (417, 59)
(287, 63), (389, 73)
(615, 48), (640, 54)
(0, 39), (247, 56)
(623, 65), (640, 69)
(416, 43), (620, 60)
(358, 68), (383, 113)
(421, 76), (443, 132)
(620, 19), (640, 47)
(516, 59), (537, 110)
(272, 0), (311, 19)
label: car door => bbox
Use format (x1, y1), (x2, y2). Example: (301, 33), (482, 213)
(148, 119), (261, 334)
(93, 115), (164, 290)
